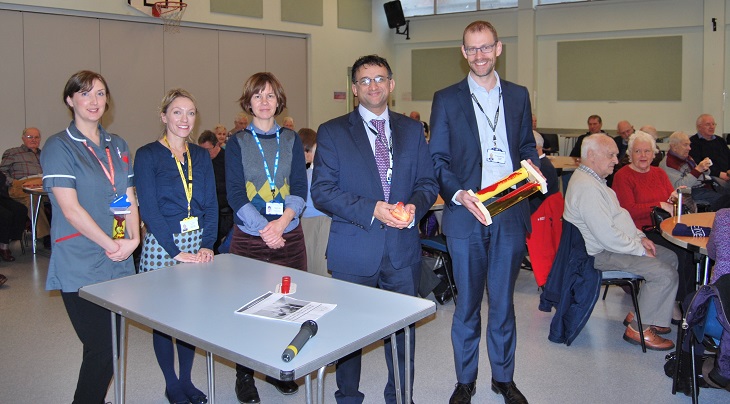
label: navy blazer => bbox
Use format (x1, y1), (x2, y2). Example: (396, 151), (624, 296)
(311, 110), (439, 276)
(429, 77), (538, 238)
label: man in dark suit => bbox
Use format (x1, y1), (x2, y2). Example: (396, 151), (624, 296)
(429, 21), (538, 404)
(569, 114), (604, 157)
(311, 55), (438, 404)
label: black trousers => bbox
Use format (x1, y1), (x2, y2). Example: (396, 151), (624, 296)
(62, 292), (115, 404)
(0, 196), (27, 243)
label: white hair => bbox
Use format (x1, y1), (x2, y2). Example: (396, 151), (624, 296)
(627, 130), (657, 163)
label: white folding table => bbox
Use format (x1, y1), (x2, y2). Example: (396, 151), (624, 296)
(79, 254), (436, 404)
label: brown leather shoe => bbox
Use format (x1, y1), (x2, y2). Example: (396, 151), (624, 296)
(0, 249), (15, 262)
(623, 312), (672, 335)
(623, 325), (674, 351)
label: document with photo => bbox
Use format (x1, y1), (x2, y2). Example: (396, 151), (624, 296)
(235, 291), (336, 323)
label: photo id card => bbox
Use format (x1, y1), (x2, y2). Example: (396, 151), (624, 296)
(180, 216), (200, 233)
(266, 202), (284, 215)
(487, 148), (506, 164)
(112, 215), (126, 240)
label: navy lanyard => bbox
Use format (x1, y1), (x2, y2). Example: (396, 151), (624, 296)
(249, 126), (280, 195)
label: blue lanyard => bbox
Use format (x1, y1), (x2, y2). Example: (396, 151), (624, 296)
(250, 126), (280, 194)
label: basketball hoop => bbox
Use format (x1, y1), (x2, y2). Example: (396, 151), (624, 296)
(152, 1), (187, 33)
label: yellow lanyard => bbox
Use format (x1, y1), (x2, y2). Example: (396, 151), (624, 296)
(163, 136), (193, 217)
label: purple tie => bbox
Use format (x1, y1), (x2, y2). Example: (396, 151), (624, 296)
(371, 119), (390, 201)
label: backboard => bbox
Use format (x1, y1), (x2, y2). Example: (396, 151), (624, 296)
(127, 0), (163, 17)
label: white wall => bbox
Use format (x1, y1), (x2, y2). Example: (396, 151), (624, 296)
(392, 0), (729, 137)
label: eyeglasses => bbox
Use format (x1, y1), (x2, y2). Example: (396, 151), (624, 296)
(23, 135), (40, 140)
(463, 41), (498, 56)
(355, 76), (389, 87)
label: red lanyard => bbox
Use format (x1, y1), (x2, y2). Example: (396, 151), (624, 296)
(85, 142), (117, 196)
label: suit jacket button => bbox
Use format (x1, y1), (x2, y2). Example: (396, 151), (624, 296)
(380, 224), (385, 229)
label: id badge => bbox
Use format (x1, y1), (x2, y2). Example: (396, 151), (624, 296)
(112, 215), (126, 239)
(180, 216), (200, 233)
(386, 167), (393, 184)
(487, 148), (507, 164)
(109, 194), (132, 215)
(266, 202), (284, 215)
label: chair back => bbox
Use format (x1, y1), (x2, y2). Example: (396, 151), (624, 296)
(542, 133), (560, 155)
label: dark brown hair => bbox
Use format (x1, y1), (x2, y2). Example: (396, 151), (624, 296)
(237, 72), (287, 117)
(63, 70), (111, 112)
(297, 128), (317, 152)
(198, 130), (217, 146)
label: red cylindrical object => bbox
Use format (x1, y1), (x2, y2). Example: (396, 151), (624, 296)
(281, 276), (291, 294)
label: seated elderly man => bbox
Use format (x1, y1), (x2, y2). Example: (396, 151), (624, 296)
(690, 114), (730, 186)
(0, 127), (51, 243)
(660, 131), (730, 211)
(563, 133), (679, 351)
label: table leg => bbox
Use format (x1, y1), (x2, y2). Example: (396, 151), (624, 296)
(390, 332), (402, 404)
(317, 366), (326, 404)
(206, 351), (215, 404)
(120, 316), (126, 401)
(111, 312), (124, 404)
(405, 326), (411, 404)
(305, 373), (313, 404)
(703, 255), (711, 285)
(29, 194), (41, 254)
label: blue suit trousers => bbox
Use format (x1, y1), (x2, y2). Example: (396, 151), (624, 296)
(447, 208), (526, 384)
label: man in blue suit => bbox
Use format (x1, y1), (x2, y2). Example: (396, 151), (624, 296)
(311, 55), (438, 404)
(429, 21), (538, 404)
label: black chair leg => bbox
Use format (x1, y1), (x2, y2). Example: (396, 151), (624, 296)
(441, 253), (458, 306)
(690, 333), (699, 404)
(602, 284), (609, 300)
(672, 323), (686, 395)
(629, 280), (646, 353)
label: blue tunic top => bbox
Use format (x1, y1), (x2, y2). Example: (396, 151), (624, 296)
(41, 122), (135, 292)
(134, 141), (218, 258)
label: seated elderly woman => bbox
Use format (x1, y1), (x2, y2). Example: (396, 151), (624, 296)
(660, 131), (730, 212)
(612, 130), (695, 319)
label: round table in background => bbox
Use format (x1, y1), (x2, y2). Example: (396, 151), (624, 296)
(23, 186), (48, 254)
(660, 212), (715, 285)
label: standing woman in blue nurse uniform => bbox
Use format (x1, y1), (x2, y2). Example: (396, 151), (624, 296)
(41, 70), (140, 404)
(134, 88), (217, 404)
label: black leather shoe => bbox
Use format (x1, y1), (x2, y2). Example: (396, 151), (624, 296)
(491, 379), (528, 404)
(449, 382), (476, 404)
(434, 286), (453, 305)
(266, 375), (298, 395)
(164, 389), (189, 404)
(187, 393), (207, 404)
(42, 235), (51, 250)
(235, 374), (260, 403)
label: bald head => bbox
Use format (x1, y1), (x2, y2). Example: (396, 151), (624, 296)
(668, 131), (691, 159)
(639, 125), (658, 139)
(409, 111), (421, 121)
(616, 120), (634, 140)
(696, 114), (717, 139)
(22, 127), (41, 152)
(582, 133), (618, 179)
